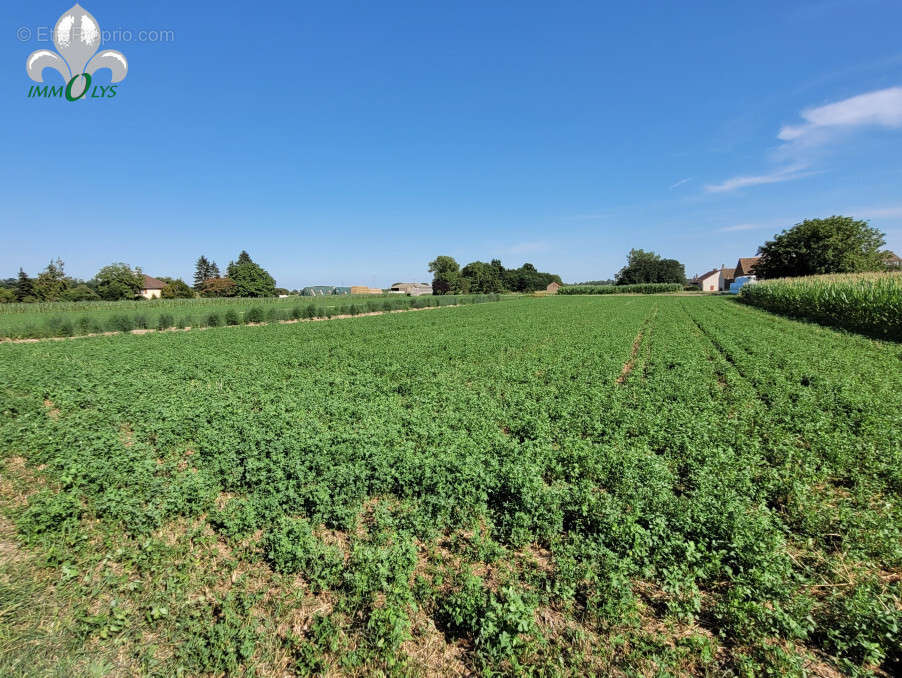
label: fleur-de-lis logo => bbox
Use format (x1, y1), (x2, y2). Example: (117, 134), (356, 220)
(26, 4), (127, 99)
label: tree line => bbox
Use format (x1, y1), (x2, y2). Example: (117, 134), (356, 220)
(0, 251), (278, 303)
(428, 257), (562, 294)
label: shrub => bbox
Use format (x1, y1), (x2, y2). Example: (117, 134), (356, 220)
(156, 313), (175, 331)
(224, 310), (240, 326)
(245, 307), (264, 324)
(206, 313), (222, 328)
(109, 314), (134, 333)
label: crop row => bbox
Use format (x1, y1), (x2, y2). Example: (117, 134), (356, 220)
(738, 271), (902, 340)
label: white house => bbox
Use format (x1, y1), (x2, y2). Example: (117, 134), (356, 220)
(694, 268), (722, 292)
(139, 275), (166, 299)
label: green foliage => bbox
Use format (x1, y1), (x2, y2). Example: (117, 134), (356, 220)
(17, 489), (82, 544)
(429, 255), (462, 294)
(560, 282), (682, 294)
(245, 306), (264, 324)
(226, 251), (276, 297)
(156, 313), (175, 331)
(817, 579), (901, 669)
(61, 284), (99, 302)
(756, 216), (887, 278)
(176, 592), (259, 674)
(15, 268), (36, 302)
(94, 263), (144, 301)
(263, 516), (343, 591)
(1, 296), (900, 675)
(739, 272), (902, 340)
(34, 259), (71, 302)
(161, 279), (195, 299)
(193, 255), (220, 290)
(224, 309), (240, 326)
(616, 248), (687, 285)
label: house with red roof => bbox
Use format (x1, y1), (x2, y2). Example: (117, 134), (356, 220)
(139, 275), (166, 299)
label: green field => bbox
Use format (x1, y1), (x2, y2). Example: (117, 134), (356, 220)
(1, 296), (899, 676)
(0, 294), (502, 340)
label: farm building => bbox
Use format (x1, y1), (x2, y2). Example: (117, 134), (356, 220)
(693, 269), (722, 292)
(301, 286), (350, 296)
(719, 267), (736, 291)
(734, 257), (761, 278)
(350, 286), (384, 296)
(139, 275), (166, 299)
(884, 251), (901, 268)
(546, 281), (561, 294)
(390, 282), (433, 296)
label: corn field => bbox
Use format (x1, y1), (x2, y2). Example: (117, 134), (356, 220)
(738, 271), (902, 340)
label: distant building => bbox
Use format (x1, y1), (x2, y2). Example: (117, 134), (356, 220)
(350, 286), (384, 295)
(884, 251), (901, 268)
(719, 267), (736, 291)
(693, 269), (722, 292)
(546, 281), (561, 294)
(734, 257), (761, 279)
(139, 275), (166, 299)
(390, 282), (433, 296)
(301, 286), (351, 296)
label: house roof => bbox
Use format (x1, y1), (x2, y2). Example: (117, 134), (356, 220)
(884, 251), (901, 263)
(721, 267), (736, 279)
(695, 268), (721, 281)
(142, 275), (166, 289)
(736, 257), (760, 274)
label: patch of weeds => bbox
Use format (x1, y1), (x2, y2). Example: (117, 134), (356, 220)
(263, 516), (343, 591)
(176, 591), (259, 675)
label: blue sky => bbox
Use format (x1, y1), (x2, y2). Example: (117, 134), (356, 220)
(4, 0), (902, 287)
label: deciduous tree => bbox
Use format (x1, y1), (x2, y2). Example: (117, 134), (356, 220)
(429, 256), (462, 294)
(94, 263), (144, 301)
(756, 216), (886, 279)
(34, 258), (70, 301)
(161, 279), (195, 299)
(616, 249), (686, 285)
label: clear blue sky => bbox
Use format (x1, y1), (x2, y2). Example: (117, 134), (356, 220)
(4, 0), (902, 287)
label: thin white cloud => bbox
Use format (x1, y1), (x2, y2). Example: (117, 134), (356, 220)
(778, 86), (902, 143)
(705, 165), (815, 193)
(855, 205), (902, 219)
(708, 86), (902, 194)
(669, 177), (692, 190)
